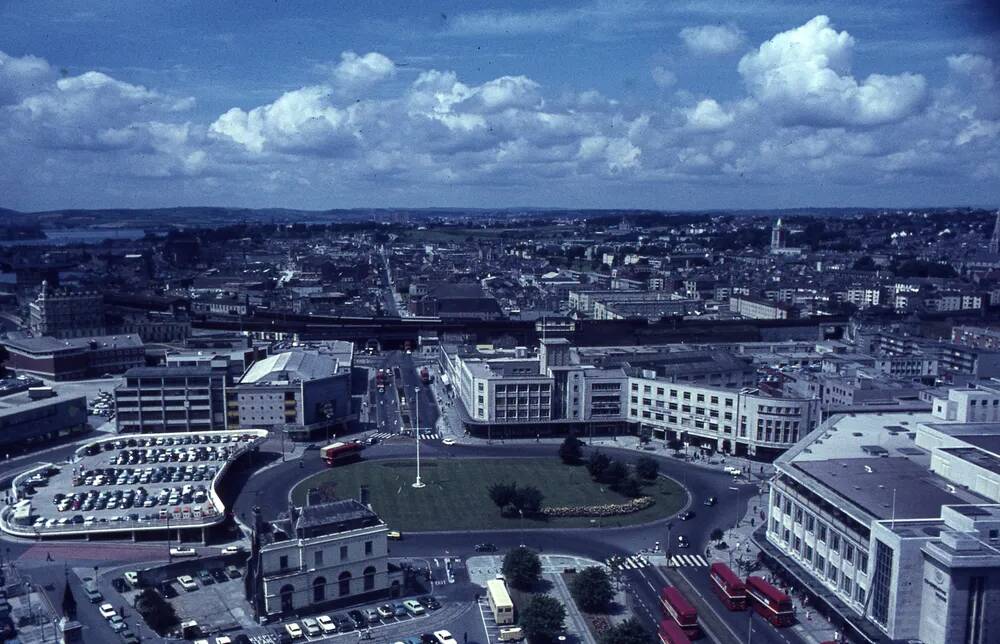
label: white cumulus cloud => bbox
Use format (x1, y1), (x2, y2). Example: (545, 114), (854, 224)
(333, 51), (395, 86)
(738, 15), (927, 127)
(679, 24), (744, 55)
(684, 99), (734, 131)
(651, 65), (677, 88)
(0, 49), (55, 105)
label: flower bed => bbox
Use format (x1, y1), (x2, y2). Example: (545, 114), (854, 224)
(540, 496), (654, 517)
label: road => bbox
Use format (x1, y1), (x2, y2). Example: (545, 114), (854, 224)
(0, 386), (795, 644)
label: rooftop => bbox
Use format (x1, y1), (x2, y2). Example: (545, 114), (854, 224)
(240, 350), (343, 384)
(4, 334), (144, 354)
(793, 457), (976, 521)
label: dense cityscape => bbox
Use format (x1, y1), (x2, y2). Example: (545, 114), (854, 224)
(1, 3), (999, 644)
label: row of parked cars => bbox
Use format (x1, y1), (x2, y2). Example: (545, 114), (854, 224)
(111, 444), (236, 466)
(283, 595), (440, 639)
(75, 464), (220, 489)
(98, 602), (140, 643)
(89, 391), (115, 417)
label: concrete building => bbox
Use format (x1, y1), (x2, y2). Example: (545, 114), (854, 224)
(3, 334), (145, 381)
(227, 345), (354, 440)
(952, 326), (1000, 351)
(28, 284), (105, 339)
(114, 365), (228, 433)
(0, 390), (88, 450)
(729, 295), (793, 320)
(762, 387), (1000, 644)
(771, 218), (787, 252)
(248, 500), (402, 619)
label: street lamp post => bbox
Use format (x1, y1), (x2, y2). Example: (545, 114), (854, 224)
(730, 485), (741, 530)
(412, 386), (424, 489)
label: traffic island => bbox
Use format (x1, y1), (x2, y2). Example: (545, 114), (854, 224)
(291, 458), (686, 530)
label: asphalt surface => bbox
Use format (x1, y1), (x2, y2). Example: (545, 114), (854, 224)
(0, 360), (798, 644)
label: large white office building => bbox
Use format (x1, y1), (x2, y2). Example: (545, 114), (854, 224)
(764, 384), (1000, 644)
(440, 338), (818, 455)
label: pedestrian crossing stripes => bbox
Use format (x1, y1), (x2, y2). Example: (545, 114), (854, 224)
(370, 432), (394, 440)
(668, 554), (708, 568)
(605, 554), (649, 570)
(419, 431), (440, 440)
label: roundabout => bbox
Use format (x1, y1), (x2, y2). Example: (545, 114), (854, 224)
(290, 457), (687, 531)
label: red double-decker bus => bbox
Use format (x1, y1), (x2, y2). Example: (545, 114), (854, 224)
(658, 619), (692, 644)
(709, 562), (747, 611)
(319, 441), (364, 466)
(745, 576), (795, 627)
(660, 587), (700, 640)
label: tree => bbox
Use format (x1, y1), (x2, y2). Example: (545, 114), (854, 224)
(586, 452), (611, 479)
(616, 476), (642, 498)
(710, 528), (724, 542)
(852, 255), (877, 271)
(135, 588), (179, 634)
(601, 460), (628, 487)
(502, 547), (542, 590)
(601, 618), (654, 644)
(569, 567), (614, 613)
(512, 485), (544, 515)
(635, 456), (659, 480)
(520, 595), (566, 643)
(488, 482), (518, 510)
(559, 435), (583, 465)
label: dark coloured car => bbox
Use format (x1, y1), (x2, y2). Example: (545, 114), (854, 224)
(474, 543), (497, 553)
(678, 511), (694, 521)
(334, 614), (354, 632)
(703, 497), (717, 507)
(210, 569), (228, 583)
(159, 582), (178, 599)
(420, 634), (437, 644)
(418, 595), (441, 610)
(197, 570), (214, 585)
(348, 609), (366, 629)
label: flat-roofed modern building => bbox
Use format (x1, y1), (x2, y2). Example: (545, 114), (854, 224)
(762, 387), (1000, 644)
(0, 391), (88, 450)
(114, 365), (228, 433)
(227, 345), (354, 440)
(3, 334), (145, 381)
(441, 338), (817, 454)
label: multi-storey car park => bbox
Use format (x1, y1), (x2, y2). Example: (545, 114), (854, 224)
(2, 429), (267, 542)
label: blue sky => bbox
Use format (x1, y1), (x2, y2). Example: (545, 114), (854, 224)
(0, 1), (998, 211)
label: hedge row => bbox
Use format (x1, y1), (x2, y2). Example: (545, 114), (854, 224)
(540, 496), (654, 517)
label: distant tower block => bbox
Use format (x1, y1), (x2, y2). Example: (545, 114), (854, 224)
(771, 218), (787, 252)
(990, 210), (1000, 255)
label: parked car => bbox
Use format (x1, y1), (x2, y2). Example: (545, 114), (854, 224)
(177, 575), (198, 591)
(703, 497), (717, 507)
(364, 607), (381, 624)
(377, 604), (394, 619)
(434, 630), (458, 644)
(418, 595), (441, 610)
(98, 603), (116, 619)
(347, 610), (366, 629)
(403, 599), (425, 616)
(301, 618), (321, 636)
(393, 603), (408, 618)
(678, 511), (694, 521)
(387, 530), (402, 540)
(284, 622), (303, 639)
(317, 615), (337, 634)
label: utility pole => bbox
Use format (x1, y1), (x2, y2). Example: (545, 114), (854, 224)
(412, 386), (424, 488)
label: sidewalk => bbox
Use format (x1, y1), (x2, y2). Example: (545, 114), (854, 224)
(713, 494), (840, 644)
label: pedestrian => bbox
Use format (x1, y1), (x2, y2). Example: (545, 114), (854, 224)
(45, 552), (53, 562)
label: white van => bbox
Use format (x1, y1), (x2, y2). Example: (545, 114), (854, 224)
(499, 627), (524, 642)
